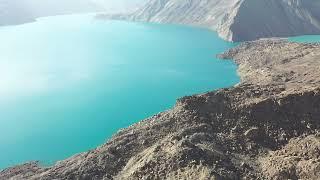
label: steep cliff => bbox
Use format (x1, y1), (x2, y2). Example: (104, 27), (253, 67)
(1, 40), (320, 179)
(103, 0), (320, 42)
(225, 0), (320, 41)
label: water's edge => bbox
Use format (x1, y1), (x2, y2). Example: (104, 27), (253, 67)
(0, 13), (239, 169)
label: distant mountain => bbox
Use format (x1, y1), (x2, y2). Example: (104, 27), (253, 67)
(0, 0), (35, 25)
(107, 0), (320, 42)
(22, 0), (103, 16)
(92, 0), (145, 13)
(0, 0), (144, 26)
(0, 0), (101, 25)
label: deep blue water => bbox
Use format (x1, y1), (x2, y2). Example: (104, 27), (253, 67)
(0, 14), (240, 169)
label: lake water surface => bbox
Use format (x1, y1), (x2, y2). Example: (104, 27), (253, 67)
(0, 14), (240, 169)
(289, 35), (320, 43)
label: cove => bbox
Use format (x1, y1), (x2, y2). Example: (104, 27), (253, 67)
(0, 14), (239, 169)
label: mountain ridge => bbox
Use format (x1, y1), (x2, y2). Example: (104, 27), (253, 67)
(101, 0), (320, 42)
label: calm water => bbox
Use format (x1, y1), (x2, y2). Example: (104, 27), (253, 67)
(289, 35), (320, 43)
(0, 14), (239, 169)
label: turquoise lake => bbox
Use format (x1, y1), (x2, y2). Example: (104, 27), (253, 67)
(0, 14), (240, 169)
(289, 35), (320, 43)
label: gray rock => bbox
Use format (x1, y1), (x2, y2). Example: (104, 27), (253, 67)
(244, 127), (260, 141)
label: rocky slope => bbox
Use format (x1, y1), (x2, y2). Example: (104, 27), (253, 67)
(1, 40), (319, 179)
(100, 0), (320, 42)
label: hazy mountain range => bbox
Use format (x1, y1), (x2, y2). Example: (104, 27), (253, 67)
(0, 0), (145, 25)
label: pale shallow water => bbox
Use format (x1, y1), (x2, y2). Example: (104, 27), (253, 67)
(0, 14), (240, 169)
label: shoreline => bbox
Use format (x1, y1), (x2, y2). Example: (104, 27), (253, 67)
(1, 39), (320, 179)
(2, 17), (238, 172)
(0, 12), (103, 27)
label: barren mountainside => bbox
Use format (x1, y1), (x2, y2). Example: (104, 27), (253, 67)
(103, 0), (320, 42)
(1, 40), (320, 179)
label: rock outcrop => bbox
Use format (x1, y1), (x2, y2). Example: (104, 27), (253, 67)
(100, 0), (320, 42)
(1, 40), (320, 179)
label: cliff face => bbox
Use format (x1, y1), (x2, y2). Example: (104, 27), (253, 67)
(104, 0), (320, 42)
(225, 0), (320, 41)
(1, 40), (320, 179)
(128, 0), (240, 30)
